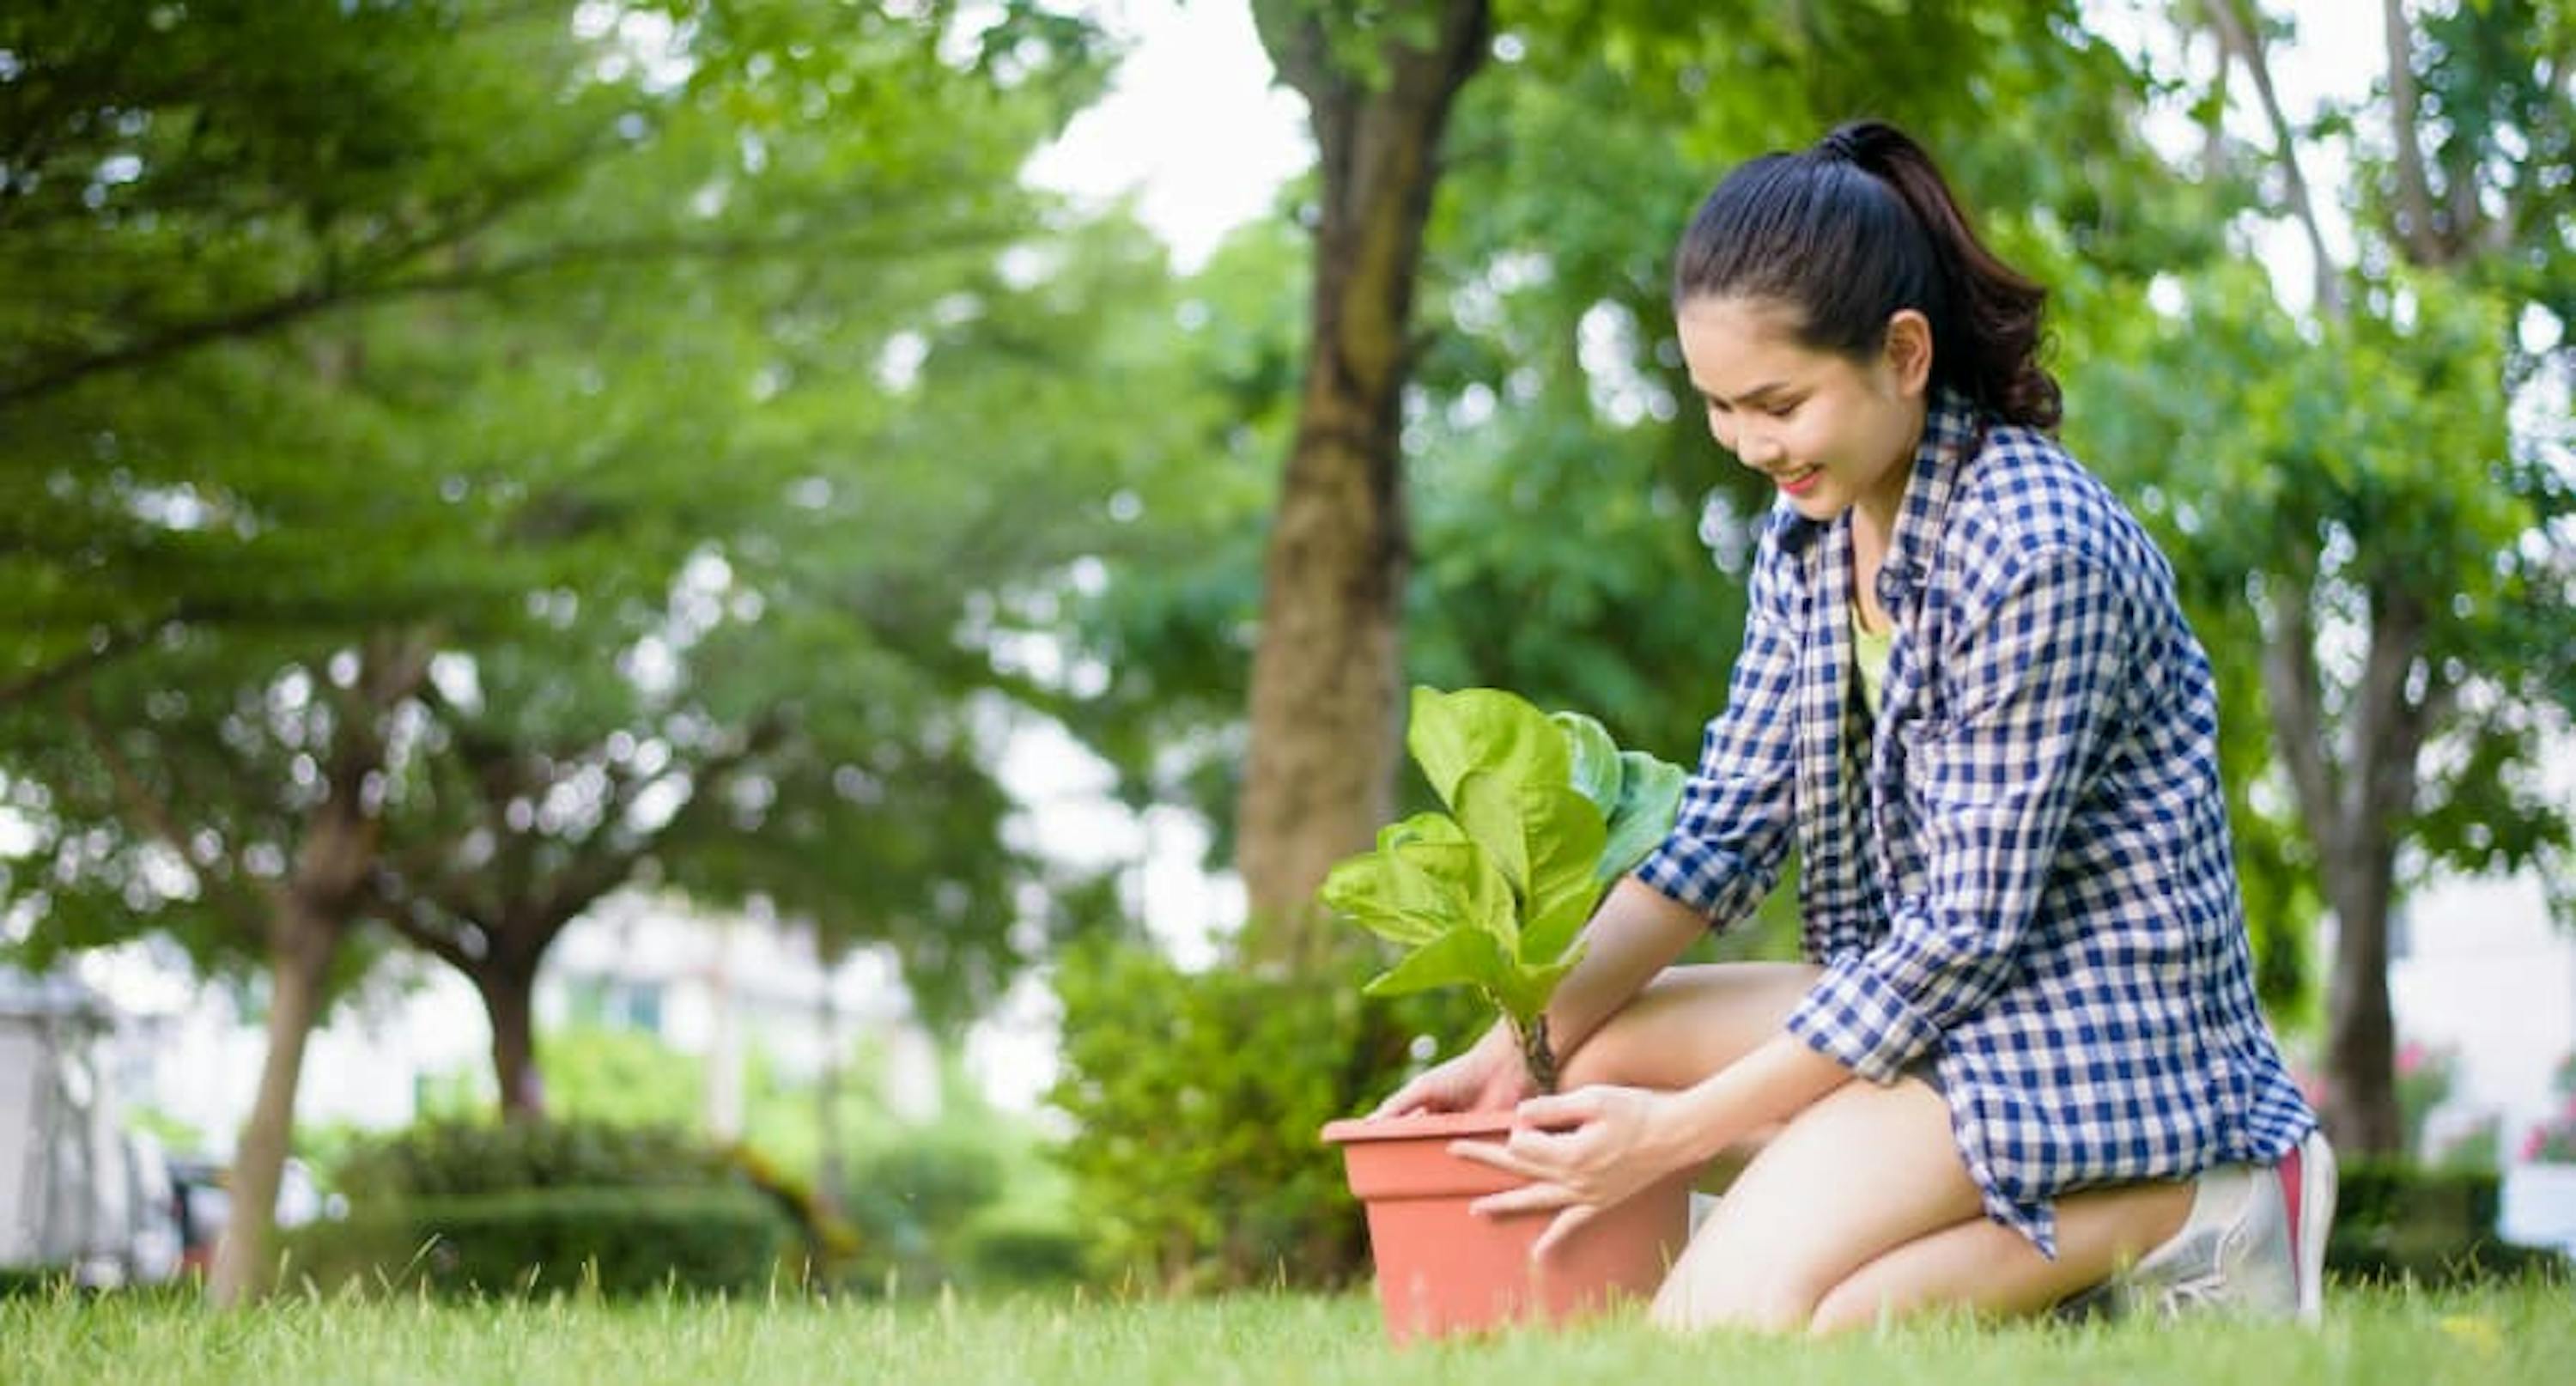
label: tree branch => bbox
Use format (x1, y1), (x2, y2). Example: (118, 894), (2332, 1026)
(0, 217), (1024, 408)
(2379, 0), (2449, 266)
(2259, 570), (2345, 864)
(1249, 0), (1339, 108)
(369, 878), (481, 976)
(2211, 0), (2345, 318)
(2348, 586), (2431, 842)
(0, 621), (178, 708)
(66, 687), (277, 926)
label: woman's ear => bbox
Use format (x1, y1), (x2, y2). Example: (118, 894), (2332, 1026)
(1882, 309), (1934, 396)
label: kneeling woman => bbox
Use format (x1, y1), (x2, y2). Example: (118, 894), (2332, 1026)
(1380, 119), (2333, 1334)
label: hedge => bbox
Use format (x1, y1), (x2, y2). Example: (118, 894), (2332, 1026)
(283, 1185), (798, 1298)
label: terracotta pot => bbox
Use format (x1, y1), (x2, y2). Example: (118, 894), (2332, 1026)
(1321, 1110), (1693, 1344)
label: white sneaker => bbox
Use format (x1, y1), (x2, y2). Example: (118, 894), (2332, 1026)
(2116, 1129), (2336, 1324)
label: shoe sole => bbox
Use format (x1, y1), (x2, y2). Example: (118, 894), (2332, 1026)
(2287, 1130), (2337, 1325)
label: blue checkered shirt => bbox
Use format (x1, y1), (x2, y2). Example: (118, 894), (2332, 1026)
(1635, 389), (2318, 1254)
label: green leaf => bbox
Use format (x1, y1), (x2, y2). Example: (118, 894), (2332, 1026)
(1521, 782), (1607, 965)
(1360, 925), (1513, 1000)
(1453, 768), (1531, 911)
(1407, 685), (1568, 813)
(1318, 854), (1441, 946)
(1599, 750), (1688, 883)
(1490, 951), (1583, 1030)
(1384, 815), (1514, 944)
(1552, 711), (1623, 812)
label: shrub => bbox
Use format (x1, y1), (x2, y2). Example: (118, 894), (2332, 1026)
(285, 1186), (796, 1298)
(836, 1134), (1006, 1294)
(2328, 1155), (2567, 1286)
(2519, 1051), (2576, 1163)
(960, 1218), (1089, 1290)
(303, 1116), (805, 1298)
(333, 1117), (730, 1201)
(1048, 938), (1486, 1293)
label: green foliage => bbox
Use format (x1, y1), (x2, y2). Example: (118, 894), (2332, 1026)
(2395, 1041), (2464, 1160)
(838, 1134), (1004, 1294)
(304, 1114), (829, 1296)
(511, 1023), (708, 1132)
(2521, 1054), (2576, 1164)
(284, 1187), (797, 1298)
(331, 1117), (732, 1201)
(1320, 688), (1682, 1061)
(1047, 938), (1486, 1292)
(2327, 1157), (2567, 1287)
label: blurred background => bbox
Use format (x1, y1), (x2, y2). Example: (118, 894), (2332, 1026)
(2, 0), (2570, 1305)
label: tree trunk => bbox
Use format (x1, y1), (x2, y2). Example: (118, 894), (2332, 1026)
(2264, 575), (2432, 1156)
(205, 886), (345, 1304)
(1236, 0), (1489, 969)
(477, 959), (545, 1122)
(813, 965), (848, 1220)
(2319, 856), (2403, 1152)
(206, 629), (427, 1304)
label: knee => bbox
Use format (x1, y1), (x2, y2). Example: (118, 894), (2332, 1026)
(1649, 1262), (1824, 1336)
(1554, 973), (1686, 1089)
(1554, 1034), (1626, 1091)
(1806, 1277), (1890, 1336)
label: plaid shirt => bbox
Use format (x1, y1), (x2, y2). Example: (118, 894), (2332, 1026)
(1636, 389), (2317, 1253)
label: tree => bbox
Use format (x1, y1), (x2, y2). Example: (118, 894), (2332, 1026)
(1234, 0), (1492, 966)
(366, 219), (1176, 1120)
(0, 0), (1111, 1299)
(2072, 0), (2575, 1151)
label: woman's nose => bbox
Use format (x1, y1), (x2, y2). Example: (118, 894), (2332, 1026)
(1734, 425), (1783, 468)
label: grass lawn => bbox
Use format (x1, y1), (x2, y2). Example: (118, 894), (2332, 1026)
(3, 1280), (2564, 1384)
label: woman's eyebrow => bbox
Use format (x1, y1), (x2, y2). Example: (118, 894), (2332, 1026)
(1696, 380), (1795, 407)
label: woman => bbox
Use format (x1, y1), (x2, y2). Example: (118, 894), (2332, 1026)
(1378, 119), (2333, 1334)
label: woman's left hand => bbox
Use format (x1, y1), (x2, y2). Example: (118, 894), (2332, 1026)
(1447, 1084), (1690, 1261)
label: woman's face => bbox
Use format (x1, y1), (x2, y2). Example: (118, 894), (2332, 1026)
(1674, 295), (1931, 530)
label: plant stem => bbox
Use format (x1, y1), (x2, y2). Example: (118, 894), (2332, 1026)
(1520, 1014), (1559, 1096)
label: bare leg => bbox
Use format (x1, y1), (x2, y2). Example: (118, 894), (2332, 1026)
(1650, 1072), (1981, 1333)
(1808, 1182), (2191, 1333)
(1555, 962), (1823, 1091)
(1564, 962), (2193, 1334)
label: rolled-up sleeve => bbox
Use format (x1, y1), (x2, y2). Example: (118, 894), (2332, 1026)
(1633, 531), (1801, 932)
(1788, 549), (2135, 1082)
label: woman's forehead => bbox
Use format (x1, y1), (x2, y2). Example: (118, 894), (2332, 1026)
(1677, 296), (1835, 387)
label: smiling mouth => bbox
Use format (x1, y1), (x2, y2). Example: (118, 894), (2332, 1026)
(1775, 465), (1823, 495)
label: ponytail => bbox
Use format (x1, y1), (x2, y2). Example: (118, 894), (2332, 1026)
(1672, 119), (2061, 432)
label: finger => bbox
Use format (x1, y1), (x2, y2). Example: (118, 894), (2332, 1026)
(1447, 1139), (1544, 1182)
(1372, 1086), (1424, 1117)
(1516, 1087), (1607, 1129)
(1373, 1075), (1445, 1117)
(1471, 1182), (1578, 1219)
(1504, 1123), (1582, 1164)
(1530, 1203), (1600, 1261)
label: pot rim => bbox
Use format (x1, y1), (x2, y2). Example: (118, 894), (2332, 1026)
(1319, 1109), (1519, 1146)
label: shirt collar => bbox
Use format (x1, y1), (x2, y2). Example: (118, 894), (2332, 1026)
(1772, 386), (1983, 576)
(1866, 386), (1982, 611)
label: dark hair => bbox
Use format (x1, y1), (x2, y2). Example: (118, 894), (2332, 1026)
(1672, 119), (2060, 431)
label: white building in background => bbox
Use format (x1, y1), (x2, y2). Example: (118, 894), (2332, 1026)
(2382, 867), (2576, 1256)
(2387, 872), (2576, 1151)
(91, 890), (941, 1158)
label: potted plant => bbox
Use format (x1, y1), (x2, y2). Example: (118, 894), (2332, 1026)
(1317, 685), (1692, 1342)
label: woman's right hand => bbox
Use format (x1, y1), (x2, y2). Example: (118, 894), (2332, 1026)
(1372, 1021), (1537, 1117)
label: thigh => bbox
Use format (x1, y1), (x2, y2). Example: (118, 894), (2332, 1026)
(1650, 1069), (1982, 1334)
(1558, 962), (1823, 1092)
(1809, 1182), (2192, 1334)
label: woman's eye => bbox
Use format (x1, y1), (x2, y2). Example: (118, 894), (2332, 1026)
(1765, 400), (1801, 420)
